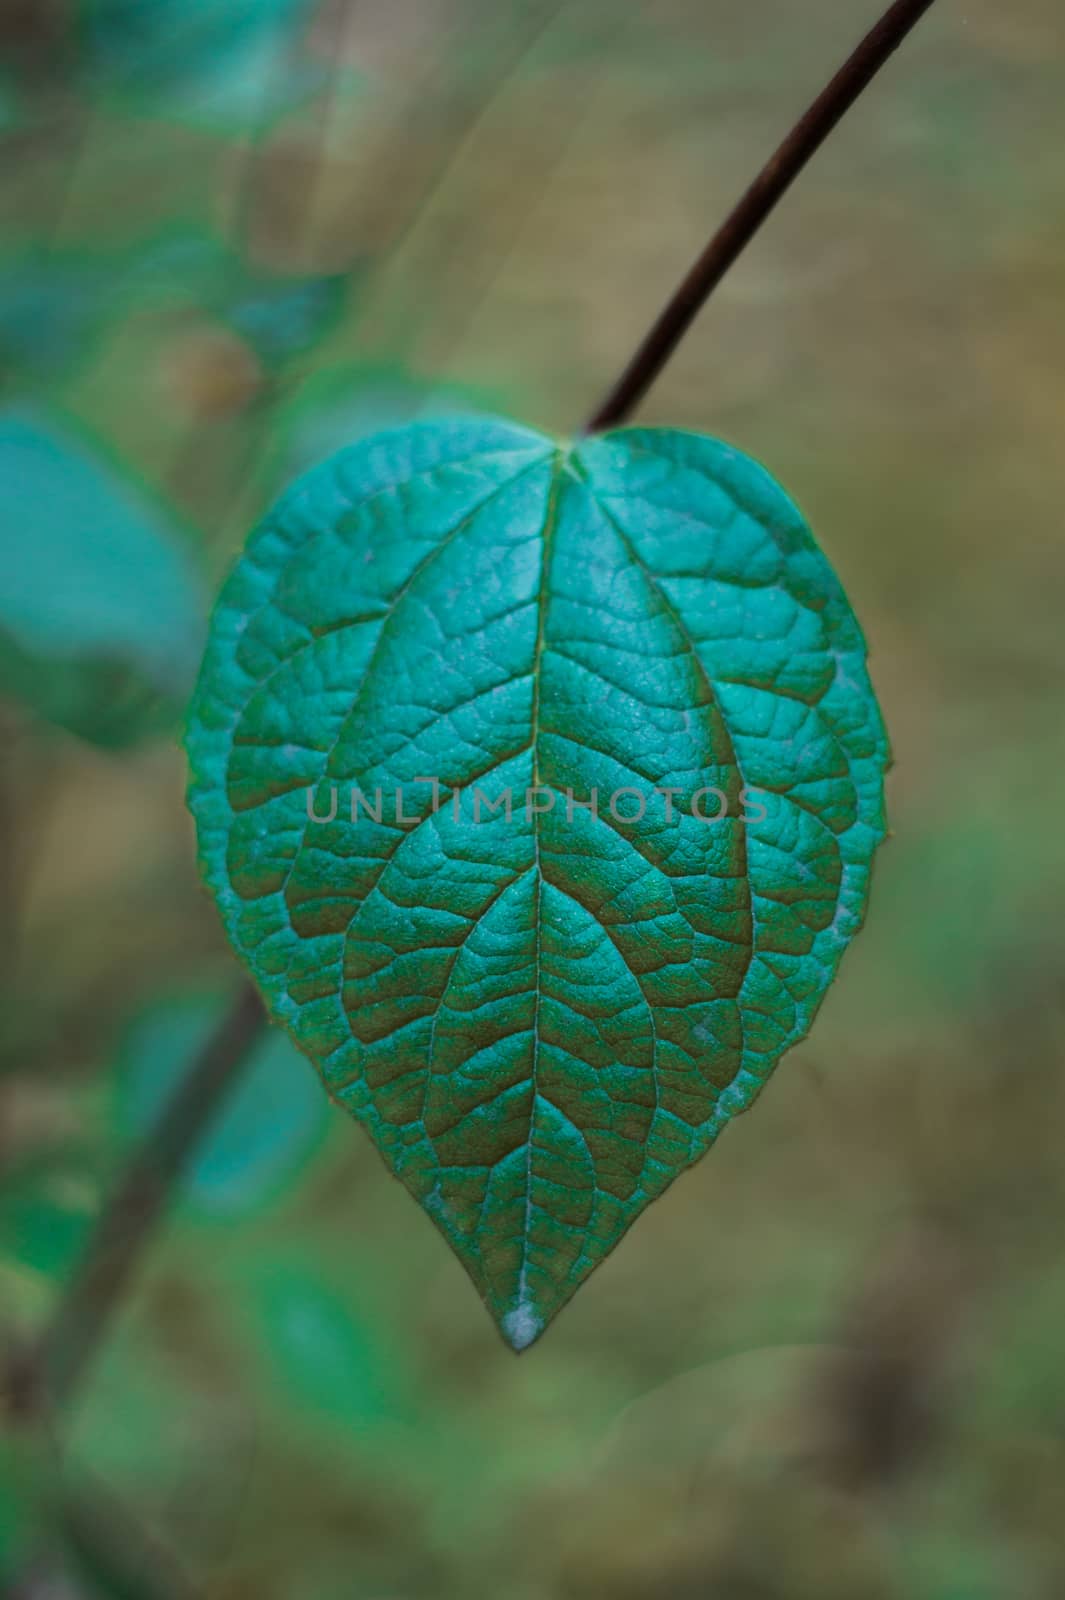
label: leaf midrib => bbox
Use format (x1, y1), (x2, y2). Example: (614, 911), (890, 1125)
(515, 452), (565, 1319)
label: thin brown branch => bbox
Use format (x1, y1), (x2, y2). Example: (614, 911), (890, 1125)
(583, 0), (940, 434)
(36, 982), (266, 1410)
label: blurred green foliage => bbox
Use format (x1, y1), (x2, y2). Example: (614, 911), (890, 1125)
(115, 995), (329, 1217)
(0, 407), (204, 744)
(2, 0), (1065, 1596)
(82, 0), (326, 129)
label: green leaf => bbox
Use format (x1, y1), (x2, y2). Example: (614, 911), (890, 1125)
(185, 417), (888, 1348)
(0, 408), (204, 745)
(0, 1162), (94, 1279)
(116, 995), (329, 1217)
(238, 1256), (406, 1430)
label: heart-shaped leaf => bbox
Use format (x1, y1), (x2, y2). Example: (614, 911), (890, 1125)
(186, 417), (888, 1348)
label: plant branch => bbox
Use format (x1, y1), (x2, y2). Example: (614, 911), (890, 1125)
(35, 981), (266, 1411)
(584, 0), (940, 434)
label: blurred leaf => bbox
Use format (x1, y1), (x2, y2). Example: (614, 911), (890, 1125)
(0, 407), (204, 745)
(120, 233), (348, 373)
(115, 995), (329, 1218)
(120, 231), (230, 299)
(0, 1163), (94, 1280)
(240, 1256), (406, 1431)
(155, 20), (326, 135)
(225, 272), (347, 367)
(79, 0), (327, 131)
(0, 254), (112, 378)
(186, 416), (890, 1349)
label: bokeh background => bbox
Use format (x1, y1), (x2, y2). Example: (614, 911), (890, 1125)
(3, 0), (1065, 1595)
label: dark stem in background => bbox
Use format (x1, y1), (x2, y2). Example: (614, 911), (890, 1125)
(583, 0), (940, 433)
(37, 983), (265, 1410)
(25, 0), (940, 1419)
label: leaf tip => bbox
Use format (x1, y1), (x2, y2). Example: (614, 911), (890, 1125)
(501, 1301), (543, 1354)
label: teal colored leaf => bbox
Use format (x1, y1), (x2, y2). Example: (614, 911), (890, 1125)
(81, 0), (324, 130)
(185, 417), (889, 1347)
(116, 233), (347, 366)
(0, 408), (204, 744)
(0, 255), (111, 376)
(225, 272), (347, 367)
(116, 996), (329, 1216)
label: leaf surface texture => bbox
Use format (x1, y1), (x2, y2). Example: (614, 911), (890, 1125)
(186, 417), (888, 1347)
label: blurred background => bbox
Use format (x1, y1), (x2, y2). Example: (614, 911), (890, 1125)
(2, 0), (1065, 1594)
